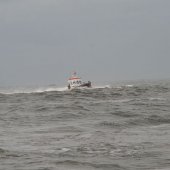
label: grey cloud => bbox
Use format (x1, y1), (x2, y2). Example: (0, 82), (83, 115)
(0, 0), (170, 86)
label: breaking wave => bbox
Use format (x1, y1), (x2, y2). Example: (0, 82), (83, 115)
(0, 84), (111, 95)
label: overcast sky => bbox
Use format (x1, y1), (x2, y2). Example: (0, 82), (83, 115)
(0, 0), (170, 86)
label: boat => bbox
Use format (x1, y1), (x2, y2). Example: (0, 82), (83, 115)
(67, 72), (92, 90)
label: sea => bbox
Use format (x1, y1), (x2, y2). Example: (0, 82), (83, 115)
(0, 80), (170, 170)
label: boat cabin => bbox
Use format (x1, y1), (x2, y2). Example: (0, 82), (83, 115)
(68, 72), (82, 89)
(67, 72), (92, 89)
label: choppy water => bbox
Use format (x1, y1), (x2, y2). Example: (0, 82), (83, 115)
(0, 80), (170, 170)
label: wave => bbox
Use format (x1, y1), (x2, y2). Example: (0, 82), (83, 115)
(0, 86), (68, 95)
(55, 160), (123, 169)
(0, 84), (111, 95)
(0, 148), (22, 158)
(98, 113), (170, 129)
(0, 81), (169, 95)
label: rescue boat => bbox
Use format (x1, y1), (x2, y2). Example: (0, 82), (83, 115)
(67, 72), (92, 90)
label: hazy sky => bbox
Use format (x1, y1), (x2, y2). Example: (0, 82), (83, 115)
(0, 0), (170, 86)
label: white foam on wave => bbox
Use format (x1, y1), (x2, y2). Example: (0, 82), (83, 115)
(35, 86), (68, 92)
(91, 84), (111, 89)
(125, 84), (134, 87)
(0, 86), (69, 95)
(149, 97), (166, 101)
(0, 84), (112, 95)
(61, 148), (70, 152)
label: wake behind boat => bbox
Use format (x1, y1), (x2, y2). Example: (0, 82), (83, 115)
(67, 72), (92, 90)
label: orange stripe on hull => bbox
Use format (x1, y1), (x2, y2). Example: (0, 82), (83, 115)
(68, 77), (81, 80)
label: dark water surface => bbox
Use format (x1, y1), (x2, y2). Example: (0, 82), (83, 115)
(0, 80), (170, 170)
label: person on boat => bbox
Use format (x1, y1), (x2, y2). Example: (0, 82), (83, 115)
(68, 84), (71, 89)
(88, 81), (92, 87)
